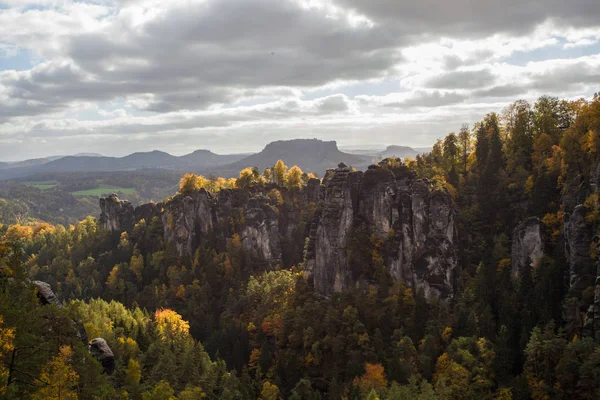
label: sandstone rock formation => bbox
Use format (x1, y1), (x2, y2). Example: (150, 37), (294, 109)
(32, 280), (62, 307)
(161, 190), (213, 257)
(240, 196), (282, 266)
(564, 205), (596, 293)
(305, 164), (458, 299)
(89, 338), (116, 375)
(100, 165), (458, 300)
(32, 281), (114, 374)
(511, 217), (545, 277)
(99, 194), (135, 233)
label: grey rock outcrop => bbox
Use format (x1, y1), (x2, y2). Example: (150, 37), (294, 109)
(89, 338), (115, 375)
(134, 202), (160, 223)
(31, 281), (114, 374)
(511, 218), (545, 277)
(32, 280), (62, 307)
(241, 196), (282, 266)
(306, 164), (458, 299)
(583, 236), (600, 340)
(99, 194), (135, 233)
(309, 164), (358, 294)
(102, 184), (311, 267)
(159, 188), (288, 265)
(564, 205), (596, 293)
(162, 190), (214, 257)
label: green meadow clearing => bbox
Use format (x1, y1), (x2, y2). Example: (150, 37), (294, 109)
(23, 181), (59, 190)
(71, 185), (137, 197)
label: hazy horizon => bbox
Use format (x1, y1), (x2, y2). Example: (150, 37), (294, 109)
(0, 139), (432, 163)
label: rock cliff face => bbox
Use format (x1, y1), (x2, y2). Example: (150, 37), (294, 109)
(161, 190), (215, 258)
(159, 189), (284, 265)
(240, 196), (282, 266)
(305, 164), (458, 299)
(564, 205), (595, 293)
(99, 194), (135, 233)
(511, 218), (545, 277)
(562, 169), (600, 339)
(100, 167), (458, 299)
(102, 184), (308, 268)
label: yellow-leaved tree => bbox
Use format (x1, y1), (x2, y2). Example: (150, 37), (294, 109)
(154, 309), (190, 344)
(236, 168), (255, 189)
(32, 346), (79, 400)
(0, 316), (15, 394)
(285, 166), (304, 190)
(178, 173), (208, 195)
(273, 160), (287, 186)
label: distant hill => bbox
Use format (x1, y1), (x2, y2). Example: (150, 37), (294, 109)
(215, 139), (367, 176)
(377, 145), (421, 159)
(339, 145), (431, 159)
(73, 153), (103, 157)
(0, 157), (57, 170)
(0, 149), (251, 180)
(179, 150), (248, 168)
(413, 147), (432, 154)
(0, 140), (392, 180)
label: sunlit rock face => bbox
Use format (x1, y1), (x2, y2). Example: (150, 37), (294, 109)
(99, 194), (135, 233)
(159, 189), (284, 264)
(511, 217), (545, 278)
(306, 164), (458, 300)
(161, 189), (215, 258)
(240, 196), (282, 267)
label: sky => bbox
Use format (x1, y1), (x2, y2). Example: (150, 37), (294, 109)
(0, 0), (600, 161)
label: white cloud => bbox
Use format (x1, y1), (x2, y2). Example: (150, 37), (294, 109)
(0, 0), (599, 159)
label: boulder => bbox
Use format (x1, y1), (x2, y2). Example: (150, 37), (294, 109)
(32, 280), (62, 307)
(89, 338), (115, 375)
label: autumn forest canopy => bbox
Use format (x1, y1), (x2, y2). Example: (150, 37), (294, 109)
(2, 93), (600, 399)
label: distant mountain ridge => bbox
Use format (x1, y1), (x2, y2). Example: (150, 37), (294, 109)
(210, 139), (368, 176)
(0, 140), (428, 181)
(0, 149), (247, 180)
(378, 145), (421, 159)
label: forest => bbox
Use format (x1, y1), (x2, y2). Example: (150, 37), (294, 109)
(1, 94), (600, 399)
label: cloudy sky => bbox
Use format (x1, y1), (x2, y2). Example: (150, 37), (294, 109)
(1, 0), (599, 160)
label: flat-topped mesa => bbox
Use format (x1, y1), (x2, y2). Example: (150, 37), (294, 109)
(306, 163), (458, 300)
(99, 193), (135, 233)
